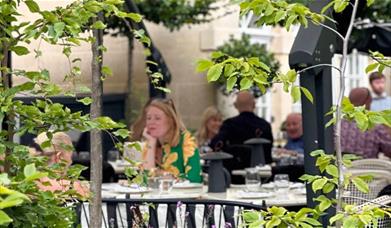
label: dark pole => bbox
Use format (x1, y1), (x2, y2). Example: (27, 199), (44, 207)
(289, 1), (336, 226)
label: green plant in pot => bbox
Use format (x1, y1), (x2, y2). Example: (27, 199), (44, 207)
(206, 34), (280, 97)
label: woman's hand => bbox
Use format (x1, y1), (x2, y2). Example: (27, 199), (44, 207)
(143, 127), (157, 169)
(143, 127), (157, 143)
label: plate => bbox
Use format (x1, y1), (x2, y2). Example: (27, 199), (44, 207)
(102, 183), (151, 194)
(236, 191), (274, 199)
(262, 183), (275, 189)
(173, 182), (203, 189)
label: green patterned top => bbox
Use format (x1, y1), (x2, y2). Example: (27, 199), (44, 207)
(159, 131), (202, 183)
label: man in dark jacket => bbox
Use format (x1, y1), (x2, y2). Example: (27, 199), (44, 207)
(210, 91), (274, 163)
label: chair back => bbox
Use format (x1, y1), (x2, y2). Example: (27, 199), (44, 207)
(354, 195), (391, 228)
(77, 198), (264, 228)
(343, 169), (391, 205)
(351, 159), (391, 173)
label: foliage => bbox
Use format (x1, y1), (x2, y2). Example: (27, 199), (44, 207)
(212, 34), (280, 96)
(0, 0), (149, 226)
(134, 0), (217, 31)
(198, 0), (391, 227)
(244, 151), (391, 228)
(197, 53), (312, 102)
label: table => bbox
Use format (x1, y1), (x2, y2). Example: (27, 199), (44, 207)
(101, 183), (307, 207)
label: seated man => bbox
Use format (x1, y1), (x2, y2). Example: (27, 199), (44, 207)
(210, 91), (274, 163)
(341, 87), (391, 158)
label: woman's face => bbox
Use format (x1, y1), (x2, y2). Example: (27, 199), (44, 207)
(146, 106), (171, 139)
(206, 116), (222, 137)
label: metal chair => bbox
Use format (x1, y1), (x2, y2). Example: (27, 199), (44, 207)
(351, 159), (391, 173)
(354, 195), (391, 228)
(343, 169), (391, 205)
(77, 197), (264, 228)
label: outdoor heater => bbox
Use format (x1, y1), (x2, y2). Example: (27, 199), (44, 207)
(201, 151), (233, 193)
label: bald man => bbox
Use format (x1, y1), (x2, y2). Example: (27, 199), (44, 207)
(284, 113), (304, 154)
(210, 91), (274, 163)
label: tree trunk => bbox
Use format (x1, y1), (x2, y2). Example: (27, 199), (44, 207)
(125, 35), (134, 129)
(89, 15), (104, 228)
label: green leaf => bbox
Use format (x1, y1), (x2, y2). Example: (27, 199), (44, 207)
(325, 165), (338, 178)
(243, 211), (259, 223)
(0, 196), (24, 209)
(101, 66), (113, 77)
(312, 178), (327, 192)
(126, 13), (142, 22)
(366, 0), (375, 6)
(265, 216), (281, 228)
(226, 77), (237, 92)
(77, 97), (92, 105)
(314, 195), (332, 211)
(300, 87), (313, 103)
(291, 86), (301, 103)
(0, 210), (12, 225)
(25, 0), (40, 12)
(211, 51), (224, 59)
(10, 46), (29, 56)
(206, 64), (223, 82)
(196, 59), (213, 72)
(113, 129), (130, 139)
(268, 206), (286, 217)
(310, 150), (325, 157)
(354, 112), (369, 131)
(303, 217), (321, 226)
(352, 176), (369, 193)
(240, 78), (253, 90)
(286, 69), (297, 82)
(343, 216), (359, 228)
(329, 213), (344, 225)
(334, 0), (349, 13)
(23, 164), (36, 178)
(91, 21), (106, 29)
(365, 63), (378, 74)
(25, 172), (47, 182)
(322, 182), (335, 194)
(299, 174), (318, 183)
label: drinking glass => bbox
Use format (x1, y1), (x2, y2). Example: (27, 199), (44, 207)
(159, 178), (174, 194)
(245, 168), (260, 192)
(274, 174), (290, 193)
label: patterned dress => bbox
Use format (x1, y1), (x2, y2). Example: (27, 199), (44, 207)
(145, 131), (202, 183)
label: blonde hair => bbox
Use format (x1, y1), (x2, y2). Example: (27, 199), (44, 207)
(147, 99), (185, 146)
(34, 132), (73, 155)
(130, 99), (152, 141)
(196, 106), (222, 146)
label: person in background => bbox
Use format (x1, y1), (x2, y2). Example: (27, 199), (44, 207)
(196, 106), (223, 153)
(284, 113), (304, 154)
(33, 132), (89, 197)
(341, 87), (391, 158)
(368, 72), (391, 111)
(142, 98), (202, 183)
(210, 91), (274, 163)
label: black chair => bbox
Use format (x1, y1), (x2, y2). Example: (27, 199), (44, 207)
(76, 197), (265, 228)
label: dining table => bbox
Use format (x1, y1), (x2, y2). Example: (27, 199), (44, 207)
(100, 181), (307, 207)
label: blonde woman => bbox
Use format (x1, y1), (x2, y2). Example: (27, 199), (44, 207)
(142, 98), (202, 183)
(196, 106), (223, 153)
